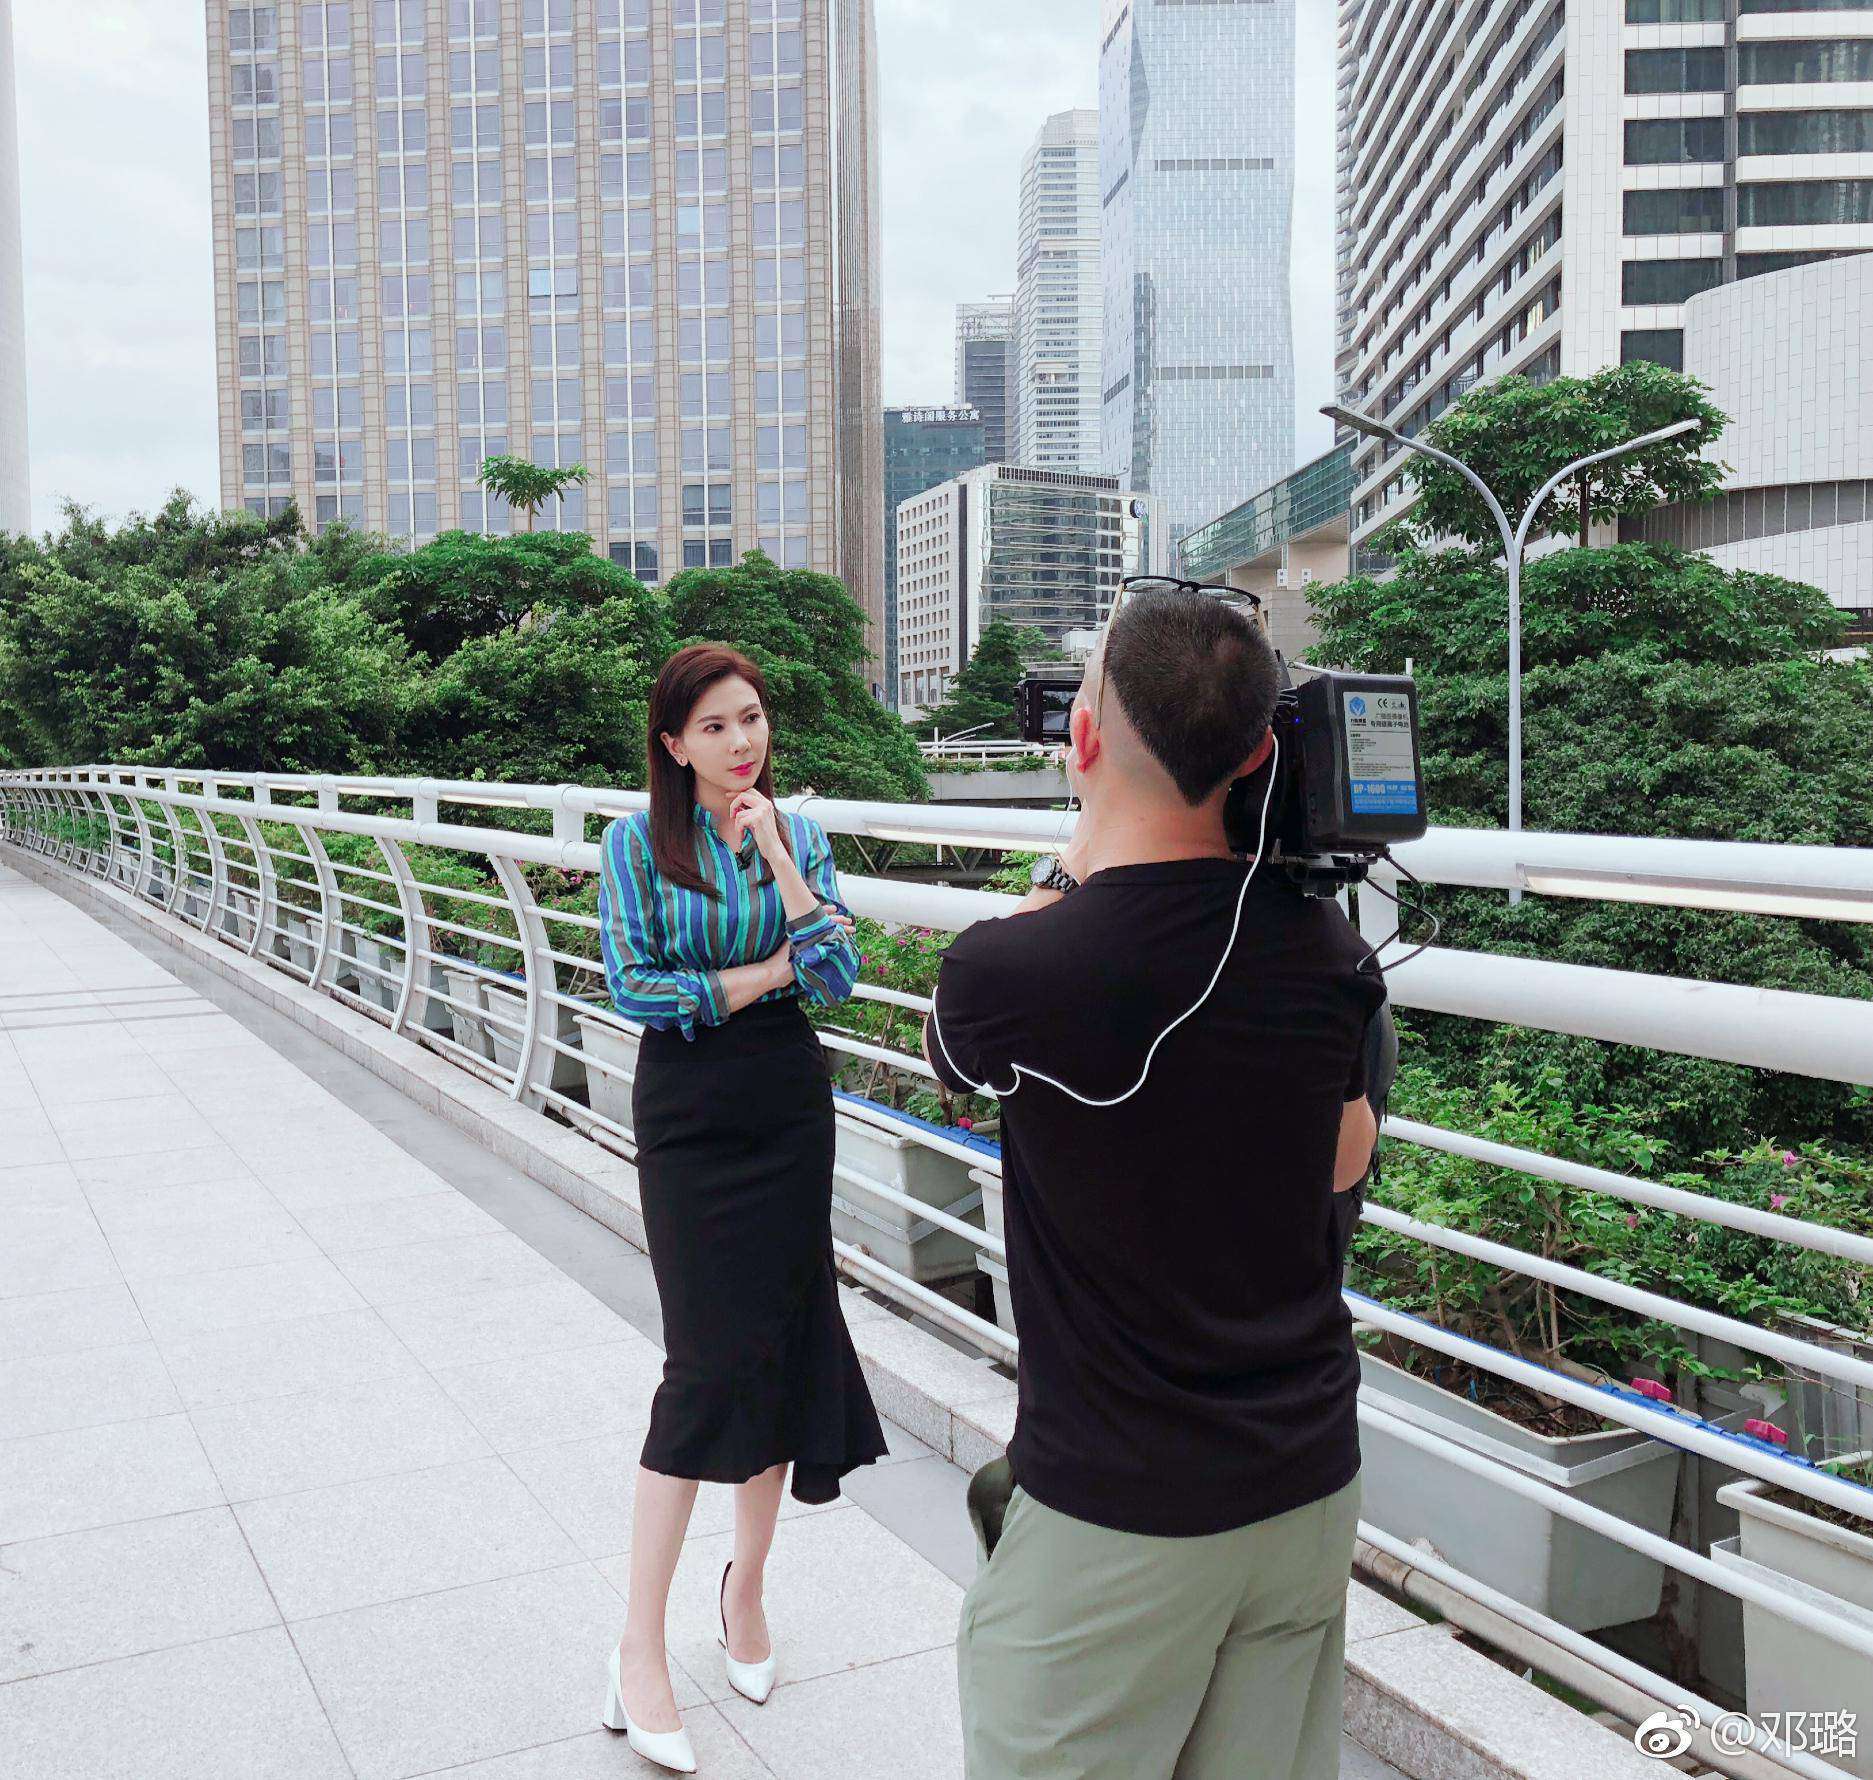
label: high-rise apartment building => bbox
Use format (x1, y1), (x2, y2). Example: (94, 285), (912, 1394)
(1013, 109), (1102, 475)
(894, 464), (1169, 716)
(207, 0), (884, 681)
(882, 403), (984, 708)
(954, 298), (1013, 463)
(0, 0), (27, 535)
(1099, 0), (1297, 544)
(1334, 0), (1873, 565)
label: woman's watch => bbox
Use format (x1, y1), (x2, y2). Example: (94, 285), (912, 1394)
(1030, 854), (1079, 895)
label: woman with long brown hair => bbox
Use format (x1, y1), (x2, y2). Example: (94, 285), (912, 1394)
(595, 643), (887, 1773)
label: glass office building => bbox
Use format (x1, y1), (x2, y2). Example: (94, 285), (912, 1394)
(883, 404), (984, 709)
(0, 0), (25, 535)
(1098, 0), (1297, 544)
(208, 0), (884, 682)
(954, 298), (1013, 464)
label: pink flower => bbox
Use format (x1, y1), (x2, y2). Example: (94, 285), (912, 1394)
(858, 954), (868, 965)
(1770, 1193), (1789, 1211)
(1625, 1213), (1640, 1230)
(1782, 1150), (1799, 1167)
(957, 1116), (974, 1131)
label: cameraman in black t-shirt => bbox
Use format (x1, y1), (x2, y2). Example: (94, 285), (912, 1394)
(923, 586), (1383, 1780)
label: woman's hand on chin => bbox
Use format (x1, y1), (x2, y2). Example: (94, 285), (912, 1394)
(727, 786), (782, 857)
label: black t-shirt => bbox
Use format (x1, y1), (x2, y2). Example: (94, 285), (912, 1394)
(926, 857), (1385, 1537)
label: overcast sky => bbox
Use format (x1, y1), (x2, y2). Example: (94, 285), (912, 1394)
(13, 0), (1333, 536)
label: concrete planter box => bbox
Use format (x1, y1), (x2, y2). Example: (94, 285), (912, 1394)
(829, 1102), (985, 1286)
(402, 959), (457, 1035)
(1714, 1474), (1873, 1778)
(1357, 1349), (1683, 1630)
(482, 980), (596, 1094)
(575, 1011), (642, 1135)
(222, 886), (260, 946)
(440, 965), (494, 1059)
(274, 907), (319, 973)
(349, 933), (403, 1012)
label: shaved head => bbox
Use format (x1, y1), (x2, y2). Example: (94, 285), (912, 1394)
(1076, 637), (1179, 798)
(1078, 588), (1281, 805)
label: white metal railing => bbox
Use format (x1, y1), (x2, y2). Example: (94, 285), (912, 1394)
(6, 763), (1872, 1775)
(919, 742), (1054, 766)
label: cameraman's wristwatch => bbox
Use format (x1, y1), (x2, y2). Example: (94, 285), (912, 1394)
(1030, 854), (1079, 896)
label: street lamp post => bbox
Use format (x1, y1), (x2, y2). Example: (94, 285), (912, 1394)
(931, 720), (996, 752)
(1322, 404), (1699, 860)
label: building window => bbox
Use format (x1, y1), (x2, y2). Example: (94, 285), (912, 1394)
(1623, 187), (1724, 235)
(229, 63), (279, 107)
(1621, 257), (1723, 304)
(1626, 0), (1722, 18)
(228, 5), (279, 50)
(1737, 249), (1862, 279)
(1626, 48), (1725, 94)
(1625, 118), (1725, 165)
(1738, 179), (1873, 226)
(1620, 328), (1684, 370)
(1739, 40), (1873, 84)
(1740, 109), (1873, 156)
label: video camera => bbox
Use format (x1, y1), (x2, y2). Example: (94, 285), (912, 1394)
(1013, 582), (1427, 895)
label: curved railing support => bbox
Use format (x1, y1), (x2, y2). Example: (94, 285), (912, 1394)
(488, 852), (554, 1108)
(376, 834), (434, 1038)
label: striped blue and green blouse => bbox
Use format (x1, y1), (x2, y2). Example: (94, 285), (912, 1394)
(596, 803), (861, 1041)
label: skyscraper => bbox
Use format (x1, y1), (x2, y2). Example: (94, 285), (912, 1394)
(833, 0), (883, 692)
(954, 297), (1013, 464)
(207, 0), (884, 678)
(1332, 0), (1873, 567)
(0, 0), (27, 535)
(1099, 0), (1297, 544)
(883, 402), (983, 707)
(1013, 109), (1102, 475)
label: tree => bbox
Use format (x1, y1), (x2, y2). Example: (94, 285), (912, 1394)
(474, 455), (589, 532)
(918, 618), (1068, 741)
(401, 595), (671, 788)
(1310, 534), (1873, 1155)
(661, 550), (927, 803)
(1382, 360), (1729, 551)
(0, 497), (407, 772)
(351, 529), (642, 661)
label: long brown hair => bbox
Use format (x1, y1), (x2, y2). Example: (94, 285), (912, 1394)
(645, 643), (796, 899)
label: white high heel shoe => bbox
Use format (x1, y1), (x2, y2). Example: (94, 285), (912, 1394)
(717, 1561), (777, 1706)
(601, 1641), (697, 1774)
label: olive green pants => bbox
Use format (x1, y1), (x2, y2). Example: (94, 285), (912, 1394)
(956, 1461), (1361, 1780)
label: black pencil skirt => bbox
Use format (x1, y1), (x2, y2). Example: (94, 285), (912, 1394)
(631, 994), (888, 1505)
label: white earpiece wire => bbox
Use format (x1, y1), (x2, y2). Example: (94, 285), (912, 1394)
(929, 730), (1281, 1107)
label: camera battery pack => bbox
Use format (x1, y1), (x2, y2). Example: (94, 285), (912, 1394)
(1287, 671), (1427, 854)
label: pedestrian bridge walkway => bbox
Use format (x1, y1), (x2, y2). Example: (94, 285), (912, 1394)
(0, 859), (1408, 1780)
(16, 764), (1873, 1780)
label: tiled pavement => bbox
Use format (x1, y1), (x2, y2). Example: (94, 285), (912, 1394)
(0, 859), (1404, 1780)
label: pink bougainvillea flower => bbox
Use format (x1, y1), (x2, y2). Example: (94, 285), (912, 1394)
(1781, 1151), (1799, 1167)
(1625, 1212), (1640, 1229)
(1770, 1192), (1789, 1211)
(957, 1116), (974, 1130)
